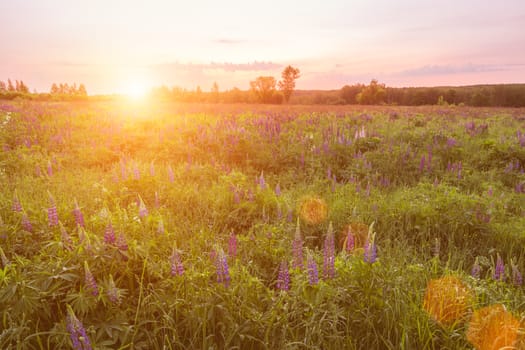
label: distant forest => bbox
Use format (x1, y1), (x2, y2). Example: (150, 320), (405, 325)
(1, 77), (525, 107)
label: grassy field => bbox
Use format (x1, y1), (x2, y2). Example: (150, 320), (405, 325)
(1, 100), (524, 349)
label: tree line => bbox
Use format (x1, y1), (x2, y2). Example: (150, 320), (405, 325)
(0, 79), (88, 100)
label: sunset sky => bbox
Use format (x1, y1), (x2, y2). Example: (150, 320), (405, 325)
(1, 0), (524, 94)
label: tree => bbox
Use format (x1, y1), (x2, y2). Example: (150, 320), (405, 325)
(18, 81), (29, 94)
(51, 83), (59, 94)
(78, 84), (87, 96)
(340, 84), (362, 104)
(0, 81), (6, 92)
(7, 79), (14, 92)
(211, 82), (219, 103)
(356, 79), (386, 105)
(278, 65), (300, 103)
(250, 76), (277, 103)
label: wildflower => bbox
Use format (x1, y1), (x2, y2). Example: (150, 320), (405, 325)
(107, 275), (120, 304)
(154, 191), (160, 208)
(133, 164), (140, 180)
(419, 155), (426, 172)
(104, 222), (115, 245)
(471, 258), (481, 279)
(423, 276), (473, 326)
(60, 222), (73, 251)
(493, 254), (505, 281)
(363, 227), (377, 264)
(21, 212), (33, 232)
(84, 262), (99, 297)
(47, 160), (53, 177)
(170, 249), (184, 276)
(511, 262), (522, 286)
(66, 305), (92, 350)
(307, 253), (319, 285)
(149, 162), (155, 177)
(115, 233), (128, 251)
(286, 208), (293, 223)
(323, 222), (335, 279)
(73, 199), (85, 228)
(344, 225), (355, 253)
(466, 304), (520, 350)
(167, 164), (174, 183)
(275, 183), (281, 196)
(292, 219), (303, 269)
(228, 232), (237, 258)
(46, 191), (59, 227)
(12, 191), (22, 213)
(138, 196), (148, 218)
(215, 249), (231, 287)
(259, 171), (266, 190)
(298, 195), (327, 225)
(157, 218), (165, 234)
(0, 246), (9, 267)
(276, 260), (290, 291)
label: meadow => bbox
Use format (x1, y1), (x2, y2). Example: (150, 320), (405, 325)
(0, 100), (524, 349)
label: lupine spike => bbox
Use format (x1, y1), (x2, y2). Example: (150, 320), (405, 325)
(307, 253), (319, 285)
(511, 261), (522, 286)
(66, 304), (92, 350)
(215, 249), (231, 287)
(471, 257), (481, 279)
(364, 230), (377, 264)
(12, 190), (22, 213)
(275, 183), (281, 196)
(292, 219), (304, 269)
(323, 222), (335, 279)
(84, 261), (99, 296)
(60, 222), (73, 251)
(157, 218), (165, 234)
(170, 249), (184, 276)
(104, 222), (116, 245)
(115, 233), (128, 251)
(276, 260), (290, 291)
(47, 191), (59, 227)
(259, 171), (266, 190)
(167, 164), (174, 183)
(150, 161), (155, 177)
(21, 211), (33, 232)
(344, 226), (355, 253)
(73, 198), (85, 228)
(107, 274), (120, 304)
(493, 254), (505, 281)
(138, 196), (148, 218)
(228, 232), (237, 258)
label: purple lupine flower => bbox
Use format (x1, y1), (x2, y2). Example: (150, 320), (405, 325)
(323, 222), (336, 279)
(149, 162), (155, 177)
(292, 220), (304, 269)
(512, 263), (522, 286)
(170, 250), (184, 276)
(344, 226), (355, 253)
(471, 258), (481, 279)
(66, 305), (92, 350)
(259, 171), (266, 190)
(60, 222), (73, 251)
(233, 189), (240, 204)
(138, 197), (148, 218)
(0, 246), (9, 268)
(286, 208), (293, 223)
(21, 212), (33, 232)
(487, 187), (493, 197)
(307, 254), (319, 285)
(363, 233), (377, 264)
(47, 160), (53, 177)
(84, 262), (99, 296)
(115, 233), (128, 251)
(133, 164), (140, 180)
(157, 218), (165, 234)
(73, 199), (85, 228)
(154, 191), (160, 208)
(47, 192), (59, 227)
(12, 192), (22, 213)
(167, 165), (174, 183)
(327, 167), (332, 180)
(419, 155), (426, 173)
(104, 222), (115, 245)
(493, 254), (505, 281)
(276, 260), (290, 291)
(215, 250), (231, 287)
(120, 160), (127, 180)
(228, 232), (237, 258)
(107, 275), (120, 304)
(275, 183), (281, 196)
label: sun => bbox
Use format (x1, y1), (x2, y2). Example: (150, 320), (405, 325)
(124, 82), (149, 99)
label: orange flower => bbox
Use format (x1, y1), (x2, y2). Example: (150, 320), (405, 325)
(466, 304), (522, 350)
(423, 276), (473, 326)
(298, 196), (327, 225)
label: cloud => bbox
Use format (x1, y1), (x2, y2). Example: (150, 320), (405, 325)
(395, 63), (525, 77)
(153, 61), (282, 72)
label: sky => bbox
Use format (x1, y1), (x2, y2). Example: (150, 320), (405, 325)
(1, 0), (525, 94)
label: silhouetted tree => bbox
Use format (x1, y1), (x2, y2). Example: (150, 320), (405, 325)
(356, 79), (386, 105)
(51, 83), (59, 94)
(340, 84), (362, 104)
(278, 65), (300, 103)
(7, 79), (14, 92)
(250, 76), (277, 103)
(78, 84), (87, 96)
(0, 81), (6, 92)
